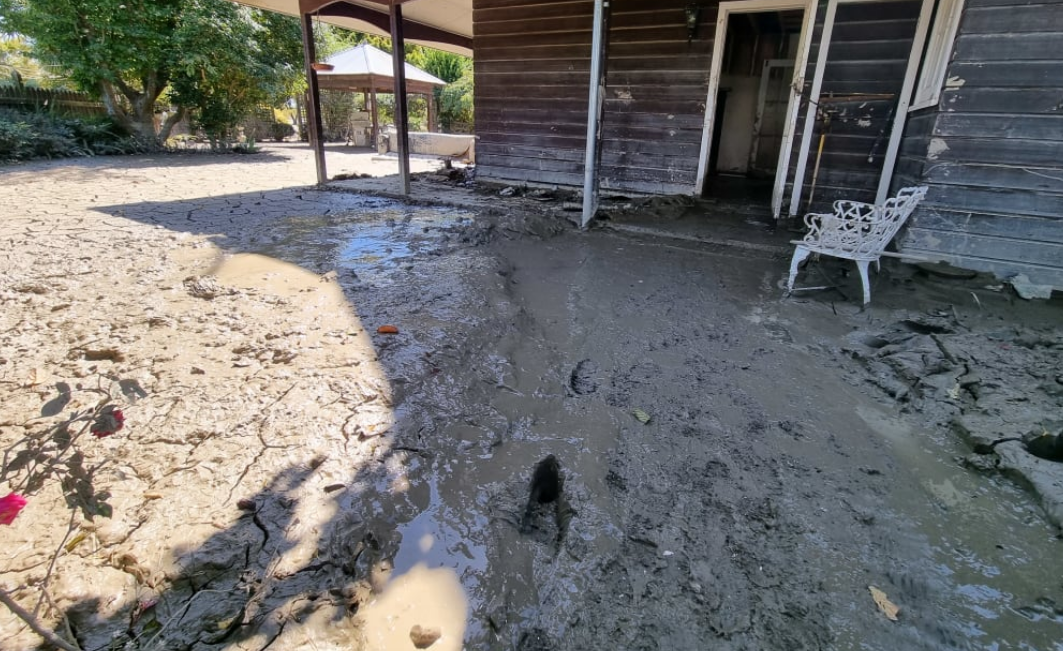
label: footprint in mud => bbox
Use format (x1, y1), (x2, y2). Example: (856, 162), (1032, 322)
(517, 628), (554, 651)
(520, 455), (576, 550)
(569, 359), (601, 395)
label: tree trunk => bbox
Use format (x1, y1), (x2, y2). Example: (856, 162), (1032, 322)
(159, 106), (187, 142)
(99, 80), (163, 143)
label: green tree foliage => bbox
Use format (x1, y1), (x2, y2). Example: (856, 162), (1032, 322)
(168, 2), (303, 147)
(438, 65), (473, 132)
(0, 0), (304, 144)
(421, 49), (466, 84)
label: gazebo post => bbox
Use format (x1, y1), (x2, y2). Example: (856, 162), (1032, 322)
(370, 87), (379, 149)
(299, 10), (327, 184)
(389, 1), (411, 195)
(427, 93), (437, 133)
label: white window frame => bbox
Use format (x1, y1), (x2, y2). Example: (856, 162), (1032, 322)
(909, 0), (966, 111)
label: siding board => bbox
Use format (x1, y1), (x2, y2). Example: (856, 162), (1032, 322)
(940, 88), (1063, 113)
(953, 33), (1063, 61)
(947, 61), (1063, 88)
(475, 0), (714, 192)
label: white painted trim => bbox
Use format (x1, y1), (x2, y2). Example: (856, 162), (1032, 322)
(694, 0), (817, 210)
(875, 0), (935, 204)
(909, 0), (966, 111)
(772, 1), (817, 217)
(693, 8), (731, 195)
(788, 0), (838, 217)
(581, 0), (607, 228)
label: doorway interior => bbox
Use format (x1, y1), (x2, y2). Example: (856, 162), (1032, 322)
(695, 0), (817, 219)
(704, 9), (805, 205)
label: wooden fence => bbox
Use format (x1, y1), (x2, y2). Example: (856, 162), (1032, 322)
(0, 86), (107, 117)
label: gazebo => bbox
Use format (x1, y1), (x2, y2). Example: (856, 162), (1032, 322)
(316, 43), (447, 144)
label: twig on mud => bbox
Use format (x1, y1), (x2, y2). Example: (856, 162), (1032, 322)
(0, 586), (81, 651)
(34, 507), (81, 618)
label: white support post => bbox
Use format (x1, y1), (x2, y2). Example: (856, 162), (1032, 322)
(771, 0), (818, 218)
(789, 0), (839, 217)
(581, 0), (607, 229)
(875, 0), (935, 205)
(694, 8), (730, 196)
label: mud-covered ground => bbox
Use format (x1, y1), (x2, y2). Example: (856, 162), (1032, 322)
(1, 145), (1061, 651)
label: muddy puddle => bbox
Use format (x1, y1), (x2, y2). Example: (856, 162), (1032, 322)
(853, 404), (1063, 650)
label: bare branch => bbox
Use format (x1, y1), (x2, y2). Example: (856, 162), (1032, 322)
(0, 586), (81, 651)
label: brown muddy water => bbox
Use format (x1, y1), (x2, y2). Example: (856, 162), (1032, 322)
(247, 200), (1061, 651)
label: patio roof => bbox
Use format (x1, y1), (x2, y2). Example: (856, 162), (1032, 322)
(233, 0), (472, 55)
(317, 43), (447, 95)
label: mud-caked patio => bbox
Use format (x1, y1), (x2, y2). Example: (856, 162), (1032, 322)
(1, 145), (1061, 651)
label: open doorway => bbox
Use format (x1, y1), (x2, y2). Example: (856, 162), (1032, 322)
(695, 0), (817, 217)
(704, 9), (804, 202)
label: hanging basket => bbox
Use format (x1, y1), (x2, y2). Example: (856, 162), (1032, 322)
(311, 62), (334, 72)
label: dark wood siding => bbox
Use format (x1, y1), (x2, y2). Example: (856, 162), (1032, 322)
(897, 0), (1063, 289)
(474, 0), (717, 193)
(474, 0), (594, 187)
(598, 1), (715, 193)
(785, 0), (922, 213)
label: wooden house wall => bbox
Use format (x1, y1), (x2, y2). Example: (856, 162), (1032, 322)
(474, 0), (593, 188)
(473, 0), (717, 193)
(896, 0), (1063, 288)
(785, 0), (921, 214)
(598, 0), (715, 193)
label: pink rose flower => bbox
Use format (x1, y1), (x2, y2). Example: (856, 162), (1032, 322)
(0, 493), (27, 525)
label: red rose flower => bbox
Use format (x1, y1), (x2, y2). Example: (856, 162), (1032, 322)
(91, 409), (125, 438)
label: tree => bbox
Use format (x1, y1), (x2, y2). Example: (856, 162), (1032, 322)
(421, 49), (466, 84)
(168, 2), (303, 146)
(438, 66), (473, 132)
(0, 0), (304, 143)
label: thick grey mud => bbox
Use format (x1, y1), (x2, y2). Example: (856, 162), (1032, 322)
(254, 209), (1062, 650)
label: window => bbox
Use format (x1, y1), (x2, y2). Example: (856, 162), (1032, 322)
(910, 0), (966, 111)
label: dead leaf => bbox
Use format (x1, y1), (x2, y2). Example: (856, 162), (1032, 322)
(26, 367), (49, 387)
(869, 585), (900, 621)
(632, 408), (651, 424)
(377, 325), (399, 334)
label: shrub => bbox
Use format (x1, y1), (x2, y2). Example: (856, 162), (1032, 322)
(268, 121), (294, 142)
(0, 109), (153, 162)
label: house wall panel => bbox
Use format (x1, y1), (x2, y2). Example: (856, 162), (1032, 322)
(897, 0), (1063, 288)
(474, 0), (716, 192)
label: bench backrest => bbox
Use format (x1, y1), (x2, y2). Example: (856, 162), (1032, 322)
(873, 186), (928, 249)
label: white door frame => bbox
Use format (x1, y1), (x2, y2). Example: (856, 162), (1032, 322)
(787, 0), (936, 216)
(693, 0), (819, 219)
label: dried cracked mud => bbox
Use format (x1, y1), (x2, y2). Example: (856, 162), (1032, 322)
(1, 146), (1061, 651)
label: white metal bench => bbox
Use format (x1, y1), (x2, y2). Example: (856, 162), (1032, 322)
(786, 186), (928, 305)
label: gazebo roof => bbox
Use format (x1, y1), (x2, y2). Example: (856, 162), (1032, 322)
(316, 43), (447, 95)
